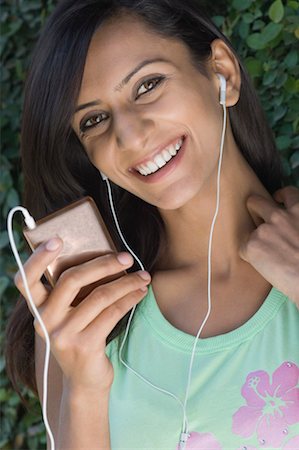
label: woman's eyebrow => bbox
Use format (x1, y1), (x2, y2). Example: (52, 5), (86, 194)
(75, 57), (171, 114)
(75, 100), (102, 113)
(114, 57), (170, 91)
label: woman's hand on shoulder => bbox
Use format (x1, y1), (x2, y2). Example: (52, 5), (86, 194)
(239, 186), (299, 306)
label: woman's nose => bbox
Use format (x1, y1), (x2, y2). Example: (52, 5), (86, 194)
(114, 107), (154, 152)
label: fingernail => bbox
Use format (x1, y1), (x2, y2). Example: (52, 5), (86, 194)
(117, 252), (133, 265)
(45, 238), (62, 251)
(137, 270), (151, 281)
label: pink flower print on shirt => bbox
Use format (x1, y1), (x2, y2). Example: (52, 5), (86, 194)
(236, 447), (257, 450)
(236, 437), (299, 450)
(282, 435), (299, 449)
(232, 361), (299, 448)
(175, 431), (222, 449)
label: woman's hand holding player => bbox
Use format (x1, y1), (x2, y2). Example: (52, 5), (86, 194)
(14, 241), (151, 392)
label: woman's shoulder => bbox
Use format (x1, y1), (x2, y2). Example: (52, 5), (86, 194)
(270, 286), (299, 311)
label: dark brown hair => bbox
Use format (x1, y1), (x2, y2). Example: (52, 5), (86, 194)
(5, 0), (282, 400)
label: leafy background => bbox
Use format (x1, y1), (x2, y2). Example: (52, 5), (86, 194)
(1, 0), (298, 448)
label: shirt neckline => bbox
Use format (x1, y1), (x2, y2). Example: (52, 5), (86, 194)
(135, 284), (287, 353)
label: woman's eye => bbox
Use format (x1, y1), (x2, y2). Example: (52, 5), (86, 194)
(80, 112), (109, 133)
(136, 77), (164, 98)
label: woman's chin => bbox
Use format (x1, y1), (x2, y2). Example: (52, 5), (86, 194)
(152, 186), (201, 211)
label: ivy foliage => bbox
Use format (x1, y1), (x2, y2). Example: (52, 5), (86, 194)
(1, 0), (298, 448)
(215, 0), (299, 180)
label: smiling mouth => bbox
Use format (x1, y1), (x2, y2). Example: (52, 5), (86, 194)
(132, 136), (185, 176)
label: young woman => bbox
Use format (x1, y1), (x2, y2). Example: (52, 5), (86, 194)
(6, 0), (299, 449)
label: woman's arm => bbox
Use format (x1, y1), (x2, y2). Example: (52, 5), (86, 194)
(35, 334), (111, 450)
(239, 186), (299, 305)
(58, 383), (111, 449)
(15, 240), (151, 450)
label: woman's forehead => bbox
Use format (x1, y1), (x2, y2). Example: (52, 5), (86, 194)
(91, 14), (165, 48)
(79, 16), (189, 94)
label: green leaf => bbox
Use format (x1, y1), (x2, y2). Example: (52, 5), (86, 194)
(252, 19), (265, 31)
(246, 23), (283, 49)
(212, 16), (225, 27)
(245, 57), (263, 77)
(5, 188), (19, 209)
(261, 22), (283, 44)
(247, 33), (266, 49)
(284, 76), (299, 94)
(15, 59), (24, 80)
(272, 93), (284, 107)
(8, 20), (22, 37)
(284, 49), (298, 68)
(0, 276), (10, 297)
(232, 0), (252, 11)
(291, 136), (299, 149)
(239, 21), (249, 39)
(0, 170), (12, 191)
(0, 387), (9, 401)
(287, 0), (299, 10)
(273, 105), (288, 122)
(0, 231), (9, 249)
(263, 71), (277, 86)
(0, 355), (5, 373)
(290, 151), (299, 169)
(269, 0), (285, 23)
(281, 156), (292, 176)
(276, 72), (288, 89)
(243, 12), (255, 24)
(276, 135), (292, 150)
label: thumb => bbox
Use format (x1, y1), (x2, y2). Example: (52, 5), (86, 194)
(238, 235), (250, 262)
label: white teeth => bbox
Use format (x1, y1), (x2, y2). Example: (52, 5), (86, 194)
(175, 139), (182, 150)
(135, 137), (184, 176)
(162, 150), (172, 162)
(168, 145), (177, 156)
(154, 154), (167, 168)
(141, 164), (152, 175)
(146, 161), (159, 172)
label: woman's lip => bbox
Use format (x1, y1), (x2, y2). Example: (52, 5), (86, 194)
(130, 135), (187, 184)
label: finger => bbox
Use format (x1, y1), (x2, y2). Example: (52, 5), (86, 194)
(46, 252), (135, 313)
(83, 288), (148, 344)
(239, 220), (291, 263)
(14, 237), (63, 307)
(65, 270), (151, 331)
(246, 194), (279, 226)
(273, 186), (299, 209)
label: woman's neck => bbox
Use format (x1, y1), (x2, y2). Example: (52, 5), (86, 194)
(156, 138), (273, 278)
(151, 140), (274, 337)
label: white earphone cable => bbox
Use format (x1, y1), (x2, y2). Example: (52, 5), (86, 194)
(7, 208), (55, 450)
(104, 102), (227, 449)
(180, 103), (227, 442)
(7, 79), (226, 450)
(105, 181), (188, 421)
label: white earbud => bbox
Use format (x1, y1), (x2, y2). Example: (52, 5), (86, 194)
(216, 73), (226, 106)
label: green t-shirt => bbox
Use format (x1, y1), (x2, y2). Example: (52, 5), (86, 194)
(105, 284), (299, 450)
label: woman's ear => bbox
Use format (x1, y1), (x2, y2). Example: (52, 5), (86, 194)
(210, 39), (241, 107)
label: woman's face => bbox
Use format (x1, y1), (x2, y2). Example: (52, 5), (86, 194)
(72, 15), (224, 210)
